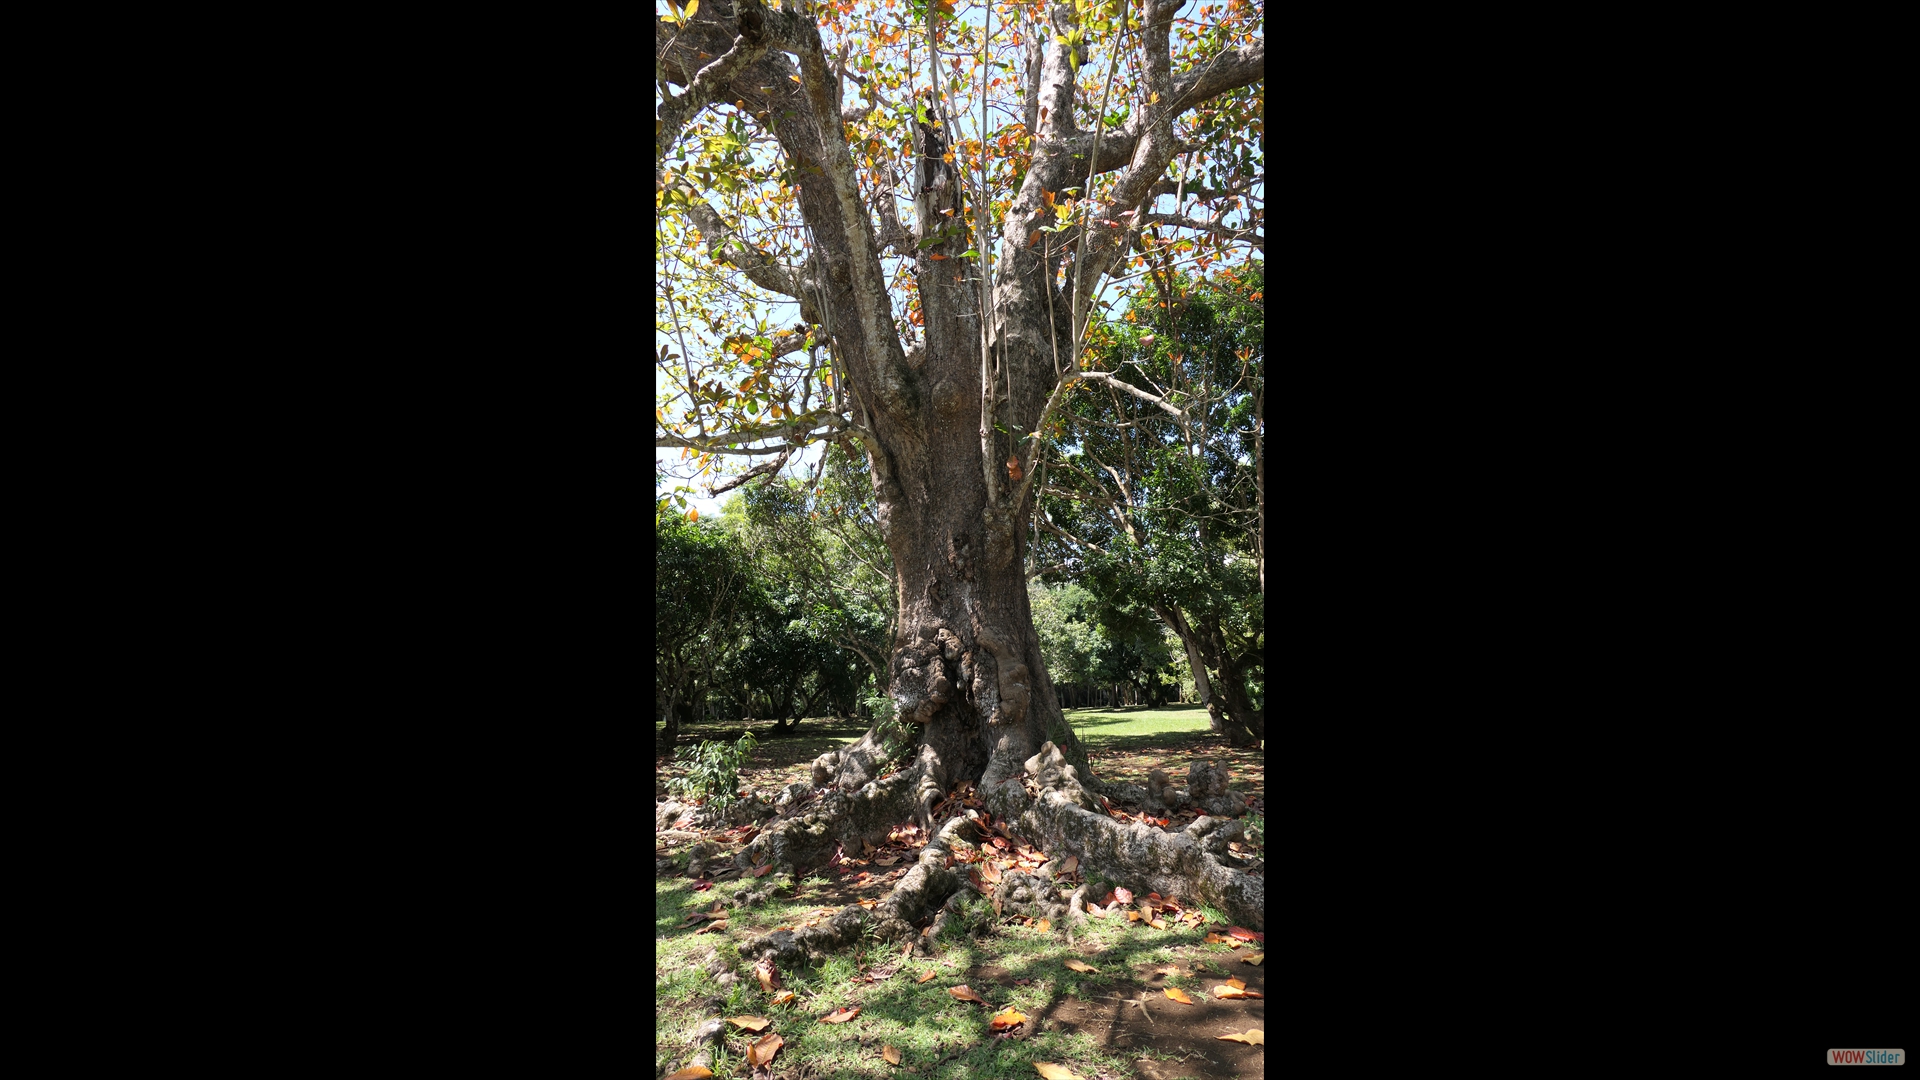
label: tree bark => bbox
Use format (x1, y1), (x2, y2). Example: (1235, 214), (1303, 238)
(658, 0), (1265, 966)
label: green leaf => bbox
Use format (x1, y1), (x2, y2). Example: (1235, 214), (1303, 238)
(959, 250), (980, 259)
(918, 235), (943, 249)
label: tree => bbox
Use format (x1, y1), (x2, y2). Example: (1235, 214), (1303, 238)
(656, 513), (764, 749)
(657, 0), (1265, 955)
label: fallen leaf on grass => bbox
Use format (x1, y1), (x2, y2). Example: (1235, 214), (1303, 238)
(1213, 980), (1263, 999)
(1062, 958), (1097, 973)
(1217, 1029), (1264, 1045)
(692, 881), (713, 891)
(989, 1006), (1027, 1031)
(1149, 918), (1167, 930)
(693, 920), (728, 934)
(756, 961), (781, 992)
(728, 1016), (771, 1031)
(1127, 910), (1141, 922)
(948, 985), (987, 1004)
(771, 990), (795, 1005)
(883, 1044), (901, 1065)
(1034, 1064), (1085, 1080)
(1036, 918), (1051, 933)
(1164, 987), (1194, 1004)
(746, 1033), (784, 1066)
(821, 1006), (861, 1023)
(917, 969), (937, 984)
(1242, 953), (1264, 965)
(664, 1068), (713, 1080)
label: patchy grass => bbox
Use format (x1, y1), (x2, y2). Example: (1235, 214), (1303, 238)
(656, 708), (1268, 1079)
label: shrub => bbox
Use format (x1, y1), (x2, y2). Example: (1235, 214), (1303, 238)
(668, 731), (759, 801)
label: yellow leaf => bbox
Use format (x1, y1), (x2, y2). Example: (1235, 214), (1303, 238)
(1036, 918), (1050, 933)
(791, 74), (801, 82)
(1063, 959), (1097, 973)
(884, 1044), (901, 1065)
(989, 1006), (1027, 1031)
(943, 151), (955, 164)
(1242, 953), (1265, 965)
(1150, 91), (1159, 103)
(1127, 910), (1141, 921)
(1034, 1064), (1084, 1080)
(684, 0), (700, 17)
(1164, 987), (1194, 1004)
(664, 1069), (713, 1080)
(917, 969), (937, 984)
(1216, 1029), (1264, 1045)
(728, 1016), (771, 1031)
(771, 990), (796, 1005)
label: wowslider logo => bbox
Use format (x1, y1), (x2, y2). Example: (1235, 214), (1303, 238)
(1829, 1049), (1905, 1065)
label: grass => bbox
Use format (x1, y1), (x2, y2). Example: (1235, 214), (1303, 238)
(656, 703), (1267, 1078)
(656, 863), (1262, 1079)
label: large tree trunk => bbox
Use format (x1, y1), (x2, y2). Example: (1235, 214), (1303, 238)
(657, 0), (1265, 970)
(1195, 614), (1263, 748)
(1157, 604), (1214, 708)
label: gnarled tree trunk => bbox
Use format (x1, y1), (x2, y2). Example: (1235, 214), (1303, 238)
(656, 0), (1265, 968)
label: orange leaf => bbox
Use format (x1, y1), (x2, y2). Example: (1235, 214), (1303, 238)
(1226, 978), (1246, 990)
(917, 969), (937, 984)
(1205, 933), (1230, 944)
(948, 985), (986, 1004)
(1164, 987), (1194, 1004)
(746, 1033), (784, 1066)
(1226, 926), (1258, 941)
(821, 1006), (861, 1023)
(727, 1016), (771, 1031)
(883, 1044), (902, 1065)
(1036, 918), (1051, 933)
(990, 1006), (1028, 1031)
(771, 990), (796, 1005)
(1243, 953), (1265, 965)
(693, 919), (728, 934)
(1127, 910), (1141, 922)
(1063, 959), (1097, 972)
(929, 253), (949, 260)
(664, 1069), (713, 1080)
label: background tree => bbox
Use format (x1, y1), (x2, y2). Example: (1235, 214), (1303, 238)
(658, 0), (1265, 949)
(1031, 264), (1264, 743)
(656, 512), (763, 749)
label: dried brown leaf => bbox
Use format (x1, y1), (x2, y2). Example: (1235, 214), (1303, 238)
(746, 1033), (784, 1066)
(1060, 855), (1078, 874)
(664, 1068), (713, 1080)
(948, 984), (986, 1004)
(727, 1016), (771, 1031)
(917, 969), (937, 984)
(1114, 887), (1133, 904)
(1033, 1065), (1084, 1080)
(771, 990), (796, 1005)
(883, 1044), (901, 1065)
(1063, 958), (1097, 973)
(820, 1006), (861, 1023)
(1242, 952), (1264, 965)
